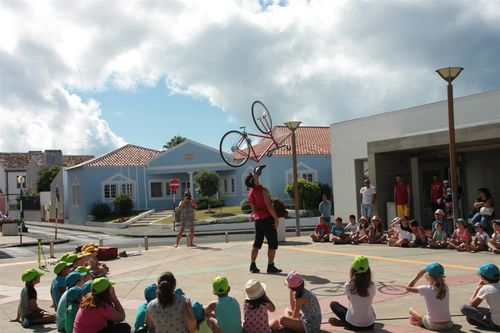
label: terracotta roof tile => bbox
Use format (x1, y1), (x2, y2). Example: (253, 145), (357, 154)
(76, 144), (161, 168)
(251, 126), (331, 156)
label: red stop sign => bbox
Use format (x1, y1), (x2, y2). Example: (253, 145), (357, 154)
(169, 178), (180, 191)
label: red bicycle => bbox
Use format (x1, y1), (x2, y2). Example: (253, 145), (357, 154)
(219, 101), (290, 167)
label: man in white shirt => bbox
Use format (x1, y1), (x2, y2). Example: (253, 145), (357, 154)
(359, 178), (376, 219)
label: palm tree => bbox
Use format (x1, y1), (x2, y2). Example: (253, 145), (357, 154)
(162, 135), (186, 150)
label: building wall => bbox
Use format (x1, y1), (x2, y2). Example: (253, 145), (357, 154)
(331, 89), (500, 221)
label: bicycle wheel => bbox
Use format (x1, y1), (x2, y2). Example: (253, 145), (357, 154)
(219, 130), (251, 167)
(251, 100), (273, 134)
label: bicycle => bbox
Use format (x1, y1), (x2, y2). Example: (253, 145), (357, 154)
(219, 101), (290, 167)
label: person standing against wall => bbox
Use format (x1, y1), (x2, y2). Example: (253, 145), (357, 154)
(319, 194), (332, 225)
(394, 175), (411, 218)
(359, 178), (376, 219)
(430, 176), (444, 214)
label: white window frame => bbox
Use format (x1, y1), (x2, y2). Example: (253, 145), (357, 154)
(71, 180), (80, 207)
(285, 162), (318, 184)
(102, 182), (134, 201)
(219, 175), (236, 196)
(149, 181), (164, 200)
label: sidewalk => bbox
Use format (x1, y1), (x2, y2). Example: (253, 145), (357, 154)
(0, 235), (496, 332)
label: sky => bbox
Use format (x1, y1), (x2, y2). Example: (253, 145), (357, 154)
(1, 0), (499, 156)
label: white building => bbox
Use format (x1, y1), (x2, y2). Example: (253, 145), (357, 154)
(331, 89), (500, 227)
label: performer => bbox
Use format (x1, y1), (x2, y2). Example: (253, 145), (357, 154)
(246, 165), (282, 274)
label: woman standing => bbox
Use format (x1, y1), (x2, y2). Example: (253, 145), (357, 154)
(175, 191), (198, 247)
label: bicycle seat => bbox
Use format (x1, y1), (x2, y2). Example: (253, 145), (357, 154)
(254, 165), (266, 176)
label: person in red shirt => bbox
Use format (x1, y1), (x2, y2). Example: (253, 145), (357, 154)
(246, 165), (282, 274)
(430, 176), (444, 213)
(310, 216), (330, 242)
(394, 175), (411, 218)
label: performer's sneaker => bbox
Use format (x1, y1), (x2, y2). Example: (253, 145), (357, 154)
(267, 263), (282, 274)
(249, 263), (260, 273)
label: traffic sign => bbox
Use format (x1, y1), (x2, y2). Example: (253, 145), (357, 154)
(169, 178), (180, 191)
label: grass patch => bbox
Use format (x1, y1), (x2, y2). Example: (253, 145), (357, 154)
(154, 206), (247, 225)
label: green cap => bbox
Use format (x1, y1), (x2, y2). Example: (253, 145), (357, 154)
(92, 277), (114, 294)
(212, 276), (229, 294)
(60, 252), (73, 262)
(74, 266), (91, 274)
(54, 261), (72, 274)
(21, 268), (44, 282)
(65, 253), (78, 264)
(352, 255), (370, 273)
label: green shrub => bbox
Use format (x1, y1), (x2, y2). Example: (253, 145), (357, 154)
(197, 197), (224, 210)
(114, 194), (133, 216)
(240, 199), (252, 213)
(90, 202), (111, 219)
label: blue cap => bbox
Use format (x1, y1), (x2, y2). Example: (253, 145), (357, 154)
(191, 301), (204, 320)
(425, 262), (444, 278)
(82, 279), (93, 294)
(144, 283), (157, 301)
(478, 263), (499, 281)
(65, 272), (86, 287)
(67, 286), (83, 302)
(174, 288), (185, 297)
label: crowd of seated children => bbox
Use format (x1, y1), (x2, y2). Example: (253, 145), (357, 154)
(350, 216), (370, 244)
(487, 220), (500, 253)
(387, 216), (412, 247)
(447, 218), (472, 251)
(368, 216), (387, 244)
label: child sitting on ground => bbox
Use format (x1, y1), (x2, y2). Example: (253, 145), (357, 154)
(329, 256), (376, 330)
(15, 268), (56, 328)
(406, 262), (453, 330)
(331, 217), (348, 244)
(428, 221), (447, 249)
(242, 279), (279, 333)
(468, 223), (490, 252)
(387, 216), (412, 247)
(344, 215), (359, 238)
(310, 216), (329, 242)
(447, 218), (471, 251)
(50, 260), (72, 308)
(368, 216), (387, 244)
(487, 220), (500, 254)
(460, 263), (500, 330)
(350, 216), (370, 244)
(133, 283), (157, 333)
(409, 219), (428, 247)
(280, 271), (322, 332)
(192, 301), (222, 333)
(65, 286), (83, 333)
(205, 276), (242, 333)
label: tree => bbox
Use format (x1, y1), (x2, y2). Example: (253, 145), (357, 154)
(194, 169), (220, 212)
(37, 166), (61, 192)
(285, 178), (321, 210)
(162, 135), (186, 150)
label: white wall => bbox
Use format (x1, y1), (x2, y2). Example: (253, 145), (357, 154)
(331, 89), (500, 220)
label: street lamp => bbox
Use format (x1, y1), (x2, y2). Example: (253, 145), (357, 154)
(436, 67), (463, 227)
(284, 121), (302, 236)
(17, 175), (25, 244)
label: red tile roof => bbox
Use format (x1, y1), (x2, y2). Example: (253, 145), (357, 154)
(0, 152), (94, 169)
(74, 144), (161, 168)
(251, 126), (331, 156)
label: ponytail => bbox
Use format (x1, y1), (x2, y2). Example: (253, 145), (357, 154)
(157, 272), (176, 307)
(432, 276), (447, 300)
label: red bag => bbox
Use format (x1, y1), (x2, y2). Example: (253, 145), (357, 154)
(96, 247), (118, 261)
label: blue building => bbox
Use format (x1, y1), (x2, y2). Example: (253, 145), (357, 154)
(66, 126), (331, 225)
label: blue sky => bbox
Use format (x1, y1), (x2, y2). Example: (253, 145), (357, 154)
(1, 0), (499, 156)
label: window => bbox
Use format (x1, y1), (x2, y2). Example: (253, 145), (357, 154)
(151, 182), (163, 198)
(72, 184), (80, 206)
(121, 183), (133, 197)
(219, 176), (235, 195)
(182, 181), (190, 194)
(104, 184), (117, 199)
(301, 173), (314, 182)
(287, 171), (316, 184)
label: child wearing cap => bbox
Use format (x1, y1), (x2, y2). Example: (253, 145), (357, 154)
(460, 263), (500, 330)
(446, 218), (472, 251)
(331, 217), (348, 244)
(56, 271), (88, 331)
(368, 216), (387, 244)
(65, 286), (83, 333)
(310, 215), (329, 242)
(205, 276), (242, 333)
(242, 279), (279, 333)
(192, 301), (222, 333)
(280, 271), (321, 332)
(73, 277), (130, 333)
(387, 216), (412, 247)
(51, 260), (72, 308)
(487, 220), (500, 254)
(329, 256), (376, 330)
(467, 223), (490, 252)
(405, 262), (453, 330)
(133, 283), (157, 333)
(428, 221), (447, 249)
(15, 268), (56, 328)
(350, 216), (370, 244)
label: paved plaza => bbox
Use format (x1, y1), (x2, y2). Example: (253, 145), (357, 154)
(0, 234), (498, 332)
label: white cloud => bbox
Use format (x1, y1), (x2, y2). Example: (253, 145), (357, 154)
(1, 0), (499, 154)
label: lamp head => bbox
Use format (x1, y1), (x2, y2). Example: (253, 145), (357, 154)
(436, 67), (463, 83)
(284, 121), (302, 131)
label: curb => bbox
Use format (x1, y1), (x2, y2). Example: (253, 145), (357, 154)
(0, 237), (69, 248)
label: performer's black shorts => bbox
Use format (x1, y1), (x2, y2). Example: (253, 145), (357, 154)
(253, 216), (278, 250)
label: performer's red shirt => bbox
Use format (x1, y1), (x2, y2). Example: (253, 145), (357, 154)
(248, 185), (271, 220)
(394, 182), (409, 205)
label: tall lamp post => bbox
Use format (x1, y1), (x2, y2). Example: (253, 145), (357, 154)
(284, 121), (302, 236)
(17, 175), (25, 244)
(436, 67), (463, 226)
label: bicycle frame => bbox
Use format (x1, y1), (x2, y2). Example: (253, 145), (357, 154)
(241, 128), (290, 163)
